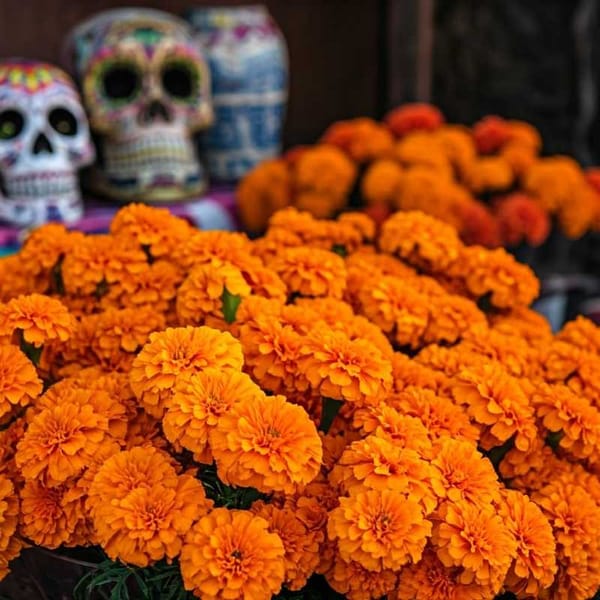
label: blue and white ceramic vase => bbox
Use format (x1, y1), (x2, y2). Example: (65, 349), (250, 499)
(187, 5), (288, 181)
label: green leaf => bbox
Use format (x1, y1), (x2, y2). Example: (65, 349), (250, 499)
(18, 331), (43, 366)
(546, 429), (564, 451)
(318, 397), (344, 434)
(331, 244), (347, 257)
(221, 287), (242, 324)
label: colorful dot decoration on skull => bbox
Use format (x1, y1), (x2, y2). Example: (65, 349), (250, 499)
(63, 8), (214, 204)
(0, 59), (94, 228)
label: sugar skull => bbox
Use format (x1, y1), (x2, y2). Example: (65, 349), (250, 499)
(0, 60), (94, 227)
(64, 8), (214, 203)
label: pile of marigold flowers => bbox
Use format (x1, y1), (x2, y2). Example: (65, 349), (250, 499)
(237, 103), (600, 247)
(1, 203), (600, 599)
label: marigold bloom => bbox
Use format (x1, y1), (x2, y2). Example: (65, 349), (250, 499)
(433, 125), (477, 176)
(176, 260), (251, 326)
(236, 159), (292, 234)
(268, 246), (346, 299)
(385, 103), (444, 137)
(330, 436), (440, 514)
(19, 479), (86, 548)
(328, 488), (431, 572)
(299, 325), (393, 405)
(423, 294), (487, 345)
(109, 203), (192, 258)
(163, 368), (265, 463)
(430, 438), (501, 507)
(251, 501), (320, 591)
(0, 475), (20, 581)
(494, 193), (551, 247)
(391, 353), (450, 395)
(361, 159), (404, 206)
(499, 489), (557, 597)
(394, 136), (453, 179)
(326, 555), (398, 600)
(489, 306), (553, 347)
(394, 547), (494, 600)
(464, 156), (514, 194)
(129, 326), (243, 418)
(180, 508), (285, 600)
(320, 117), (394, 162)
(61, 235), (147, 296)
(0, 294), (75, 346)
(0, 345), (42, 419)
(557, 315), (600, 355)
(0, 256), (37, 303)
(294, 144), (357, 212)
(500, 142), (537, 177)
(210, 394), (322, 494)
(389, 386), (479, 444)
(379, 210), (462, 272)
(457, 200), (502, 248)
(433, 501), (516, 591)
(456, 245), (540, 308)
(472, 115), (511, 154)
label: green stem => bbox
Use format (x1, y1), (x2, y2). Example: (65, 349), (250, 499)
(221, 287), (242, 324)
(319, 398), (344, 434)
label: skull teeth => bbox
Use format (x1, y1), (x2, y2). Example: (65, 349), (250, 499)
(4, 172), (78, 199)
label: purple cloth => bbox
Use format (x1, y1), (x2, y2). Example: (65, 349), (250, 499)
(0, 188), (239, 248)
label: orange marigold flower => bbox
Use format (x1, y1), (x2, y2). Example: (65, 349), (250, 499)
(472, 115), (511, 154)
(500, 142), (537, 177)
(326, 555), (398, 600)
(456, 245), (540, 308)
(163, 368), (265, 464)
(236, 159), (292, 234)
(0, 345), (42, 419)
(394, 547), (494, 600)
(321, 117), (394, 163)
(240, 319), (309, 395)
(430, 438), (501, 508)
(357, 275), (429, 348)
(506, 120), (542, 151)
(385, 103), (445, 137)
(61, 235), (147, 296)
(251, 501), (320, 591)
(0, 256), (38, 303)
(379, 210), (462, 272)
(457, 200), (502, 248)
(0, 294), (74, 346)
(433, 124), (477, 176)
(533, 383), (600, 461)
(489, 306), (553, 347)
(388, 386), (479, 443)
(464, 156), (514, 194)
(361, 159), (404, 207)
(452, 362), (536, 451)
(328, 488), (431, 572)
(0, 475), (19, 556)
(423, 294), (487, 345)
(129, 326), (243, 418)
(96, 474), (211, 567)
(494, 193), (551, 247)
(393, 135), (453, 179)
(352, 405), (432, 457)
(330, 436), (440, 514)
(433, 501), (516, 591)
(391, 353), (450, 394)
(268, 246), (346, 299)
(499, 489), (557, 597)
(16, 402), (110, 486)
(557, 315), (600, 355)
(19, 479), (86, 548)
(175, 260), (251, 327)
(210, 394), (322, 494)
(294, 144), (357, 213)
(299, 325), (392, 405)
(173, 229), (253, 272)
(109, 203), (192, 258)
(180, 508), (285, 600)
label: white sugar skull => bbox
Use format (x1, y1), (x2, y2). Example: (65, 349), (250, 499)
(0, 60), (94, 227)
(64, 8), (213, 203)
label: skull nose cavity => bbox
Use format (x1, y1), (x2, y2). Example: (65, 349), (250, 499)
(32, 132), (54, 155)
(139, 100), (172, 125)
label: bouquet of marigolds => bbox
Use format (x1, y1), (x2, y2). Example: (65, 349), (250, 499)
(1, 204), (600, 599)
(237, 103), (600, 248)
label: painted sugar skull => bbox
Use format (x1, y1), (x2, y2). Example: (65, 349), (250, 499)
(0, 60), (94, 227)
(65, 8), (213, 203)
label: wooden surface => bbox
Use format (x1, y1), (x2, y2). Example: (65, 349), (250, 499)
(0, 0), (393, 147)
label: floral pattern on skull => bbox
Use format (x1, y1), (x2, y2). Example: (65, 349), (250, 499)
(0, 60), (94, 227)
(64, 8), (214, 203)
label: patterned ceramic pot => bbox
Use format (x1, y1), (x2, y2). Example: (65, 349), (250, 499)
(187, 5), (288, 181)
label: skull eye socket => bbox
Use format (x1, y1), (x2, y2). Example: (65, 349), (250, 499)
(161, 60), (198, 101)
(0, 109), (24, 140)
(49, 108), (78, 137)
(102, 63), (141, 102)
